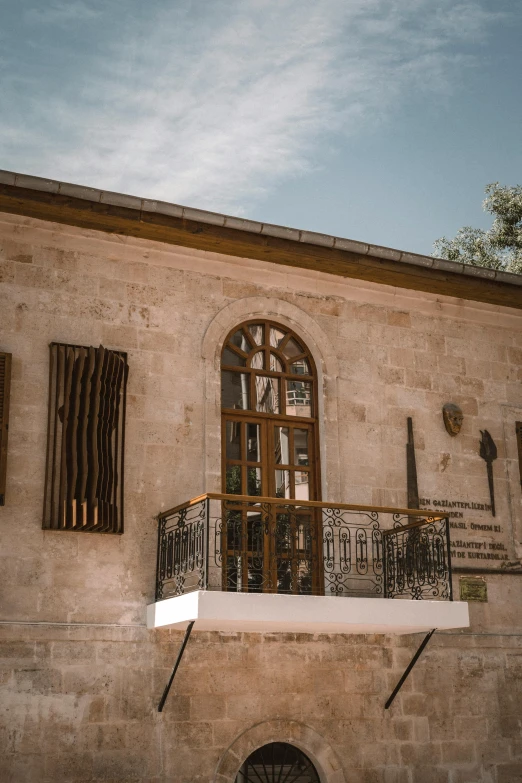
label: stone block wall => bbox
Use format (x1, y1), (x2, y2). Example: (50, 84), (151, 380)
(1, 620), (522, 782)
(1, 210), (522, 781)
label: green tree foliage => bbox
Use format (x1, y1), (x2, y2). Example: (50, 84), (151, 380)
(433, 183), (522, 275)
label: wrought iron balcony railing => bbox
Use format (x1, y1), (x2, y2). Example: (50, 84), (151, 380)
(155, 494), (453, 603)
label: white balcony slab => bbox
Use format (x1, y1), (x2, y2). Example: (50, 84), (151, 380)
(147, 590), (469, 635)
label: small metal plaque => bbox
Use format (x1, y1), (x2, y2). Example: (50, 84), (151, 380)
(459, 576), (487, 602)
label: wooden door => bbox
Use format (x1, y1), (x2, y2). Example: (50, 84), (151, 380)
(221, 319), (322, 595)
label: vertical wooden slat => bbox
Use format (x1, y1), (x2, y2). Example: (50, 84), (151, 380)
(97, 348), (113, 532)
(87, 346), (104, 529)
(109, 355), (125, 533)
(43, 345), (56, 525)
(78, 348), (95, 527)
(0, 352), (12, 506)
(112, 357), (123, 533)
(67, 347), (85, 528)
(104, 351), (121, 532)
(51, 345), (65, 526)
(59, 348), (74, 528)
(117, 361), (128, 534)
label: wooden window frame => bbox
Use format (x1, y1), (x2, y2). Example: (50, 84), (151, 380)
(221, 319), (323, 595)
(221, 318), (321, 501)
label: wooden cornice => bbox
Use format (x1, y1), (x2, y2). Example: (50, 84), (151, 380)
(1, 177), (521, 311)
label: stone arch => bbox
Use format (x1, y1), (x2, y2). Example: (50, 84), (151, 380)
(201, 297), (340, 498)
(213, 719), (346, 783)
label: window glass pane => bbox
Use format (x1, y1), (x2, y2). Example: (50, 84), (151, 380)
(248, 324), (264, 345)
(274, 427), (290, 465)
(225, 465), (242, 494)
(282, 337), (302, 359)
(270, 352), (283, 372)
(222, 371), (250, 410)
(225, 510), (242, 550)
(247, 511), (264, 564)
(285, 380), (312, 417)
(229, 329), (250, 353)
(294, 471), (310, 501)
(275, 469), (291, 498)
(246, 424), (261, 462)
(256, 376), (280, 414)
(251, 350), (264, 369)
(247, 467), (262, 496)
(270, 327), (286, 347)
(225, 421), (241, 460)
(293, 429), (309, 465)
(290, 358), (310, 375)
(222, 347), (246, 367)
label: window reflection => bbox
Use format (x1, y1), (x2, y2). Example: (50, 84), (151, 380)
(251, 351), (264, 369)
(282, 337), (302, 359)
(256, 376), (280, 414)
(225, 466), (242, 494)
(294, 429), (309, 465)
(226, 421), (241, 460)
(269, 327), (286, 347)
(247, 467), (262, 496)
(270, 353), (283, 372)
(248, 324), (264, 345)
(230, 329), (250, 353)
(294, 471), (310, 501)
(274, 427), (290, 465)
(222, 347), (246, 367)
(246, 424), (261, 462)
(275, 469), (291, 498)
(285, 380), (312, 416)
(290, 358), (310, 375)
(222, 371), (250, 410)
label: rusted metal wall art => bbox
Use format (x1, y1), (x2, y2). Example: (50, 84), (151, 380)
(442, 403), (463, 436)
(479, 429), (497, 517)
(406, 417), (420, 509)
(43, 343), (128, 533)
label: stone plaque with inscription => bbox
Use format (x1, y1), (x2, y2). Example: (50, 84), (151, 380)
(459, 576), (488, 602)
(419, 496), (509, 569)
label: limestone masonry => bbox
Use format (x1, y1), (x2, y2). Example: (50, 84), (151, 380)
(0, 174), (521, 783)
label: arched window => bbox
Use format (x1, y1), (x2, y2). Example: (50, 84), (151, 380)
(235, 742), (320, 782)
(221, 321), (322, 595)
(221, 320), (321, 501)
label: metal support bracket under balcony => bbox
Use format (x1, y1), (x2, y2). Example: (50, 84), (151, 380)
(157, 620), (194, 712)
(385, 628), (436, 710)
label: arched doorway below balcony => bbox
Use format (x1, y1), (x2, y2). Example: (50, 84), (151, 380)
(221, 320), (322, 595)
(235, 742), (320, 783)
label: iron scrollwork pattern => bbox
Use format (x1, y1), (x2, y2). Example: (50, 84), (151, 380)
(322, 507), (383, 596)
(155, 499), (207, 600)
(155, 495), (453, 603)
(217, 500), (320, 595)
(383, 516), (453, 600)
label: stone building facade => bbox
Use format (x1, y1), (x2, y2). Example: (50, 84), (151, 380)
(0, 170), (521, 782)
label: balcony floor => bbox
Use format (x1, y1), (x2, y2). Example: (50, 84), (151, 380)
(147, 590), (470, 635)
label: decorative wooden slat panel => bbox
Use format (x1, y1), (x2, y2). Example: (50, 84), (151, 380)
(43, 343), (128, 533)
(0, 352), (12, 506)
(516, 422), (522, 490)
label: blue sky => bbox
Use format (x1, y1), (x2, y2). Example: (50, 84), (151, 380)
(1, 0), (520, 255)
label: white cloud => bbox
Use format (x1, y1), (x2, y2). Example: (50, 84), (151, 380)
(24, 0), (100, 24)
(0, 0), (505, 213)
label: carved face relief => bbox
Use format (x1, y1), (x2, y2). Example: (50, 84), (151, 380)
(443, 403), (463, 436)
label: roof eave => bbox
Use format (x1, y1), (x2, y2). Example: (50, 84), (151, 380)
(0, 170), (520, 310)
